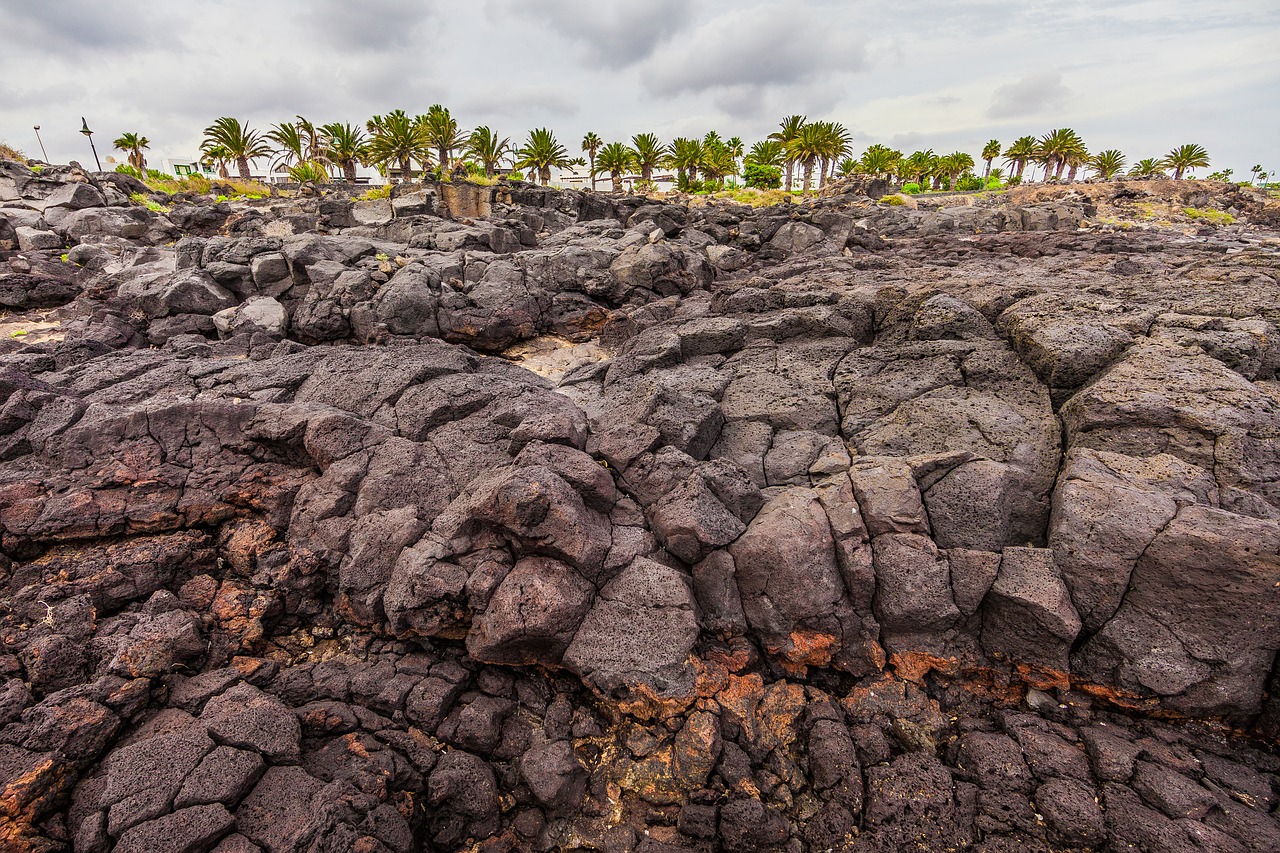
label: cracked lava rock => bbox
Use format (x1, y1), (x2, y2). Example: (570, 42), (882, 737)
(2, 159), (1280, 851)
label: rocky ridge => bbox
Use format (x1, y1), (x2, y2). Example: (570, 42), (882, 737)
(2, 158), (1280, 851)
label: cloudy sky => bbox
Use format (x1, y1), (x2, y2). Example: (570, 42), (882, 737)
(2, 0), (1277, 178)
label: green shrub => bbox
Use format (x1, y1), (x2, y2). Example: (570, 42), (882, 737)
(743, 163), (782, 189)
(882, 195), (906, 206)
(129, 192), (171, 213)
(115, 163), (143, 179)
(1006, 175), (1022, 186)
(984, 177), (1003, 191)
(360, 185), (392, 200)
(287, 160), (330, 183)
(902, 182), (923, 195)
(955, 173), (983, 191)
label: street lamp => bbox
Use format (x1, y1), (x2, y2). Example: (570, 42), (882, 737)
(80, 117), (102, 172)
(32, 126), (49, 162)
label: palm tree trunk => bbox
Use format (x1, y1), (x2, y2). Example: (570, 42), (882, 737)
(237, 157), (250, 180)
(818, 158), (827, 189)
(802, 159), (814, 194)
(540, 166), (550, 186)
(1175, 167), (1184, 180)
(1067, 164), (1078, 183)
(344, 161), (357, 183)
(612, 170), (621, 192)
(589, 155), (596, 190)
(784, 160), (794, 192)
(400, 156), (410, 182)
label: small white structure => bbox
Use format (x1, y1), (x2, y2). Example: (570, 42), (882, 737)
(161, 157), (216, 178)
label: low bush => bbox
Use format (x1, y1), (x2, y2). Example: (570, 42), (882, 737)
(360, 185), (392, 200)
(901, 182), (923, 194)
(955, 173), (983, 191)
(882, 195), (906, 206)
(743, 163), (782, 189)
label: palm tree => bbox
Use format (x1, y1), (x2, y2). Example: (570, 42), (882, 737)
(901, 149), (936, 188)
(1036, 128), (1085, 182)
(938, 151), (975, 189)
(814, 121), (851, 188)
(1003, 136), (1036, 181)
(202, 117), (271, 180)
(1250, 164), (1264, 185)
(699, 138), (737, 188)
(769, 115), (807, 192)
(321, 123), (367, 184)
(631, 133), (663, 184)
(514, 128), (572, 186)
(595, 142), (635, 192)
(1089, 149), (1125, 180)
(1163, 144), (1210, 180)
(785, 123), (828, 193)
(581, 132), (602, 190)
(856, 144), (900, 179)
(981, 139), (1001, 180)
(465, 126), (512, 179)
(667, 137), (705, 187)
(420, 105), (464, 173)
(364, 112), (430, 182)
(1064, 144), (1089, 182)
(838, 158), (857, 178)
(1129, 158), (1167, 179)
(266, 121), (305, 173)
(201, 145), (232, 179)
(745, 139), (783, 168)
(112, 132), (149, 174)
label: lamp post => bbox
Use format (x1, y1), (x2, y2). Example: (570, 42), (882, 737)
(80, 117), (102, 172)
(32, 126), (49, 162)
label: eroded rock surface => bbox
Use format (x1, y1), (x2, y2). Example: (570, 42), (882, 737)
(3, 160), (1280, 851)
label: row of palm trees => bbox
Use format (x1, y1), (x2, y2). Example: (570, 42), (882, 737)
(842, 133), (1211, 189)
(112, 111), (1215, 193)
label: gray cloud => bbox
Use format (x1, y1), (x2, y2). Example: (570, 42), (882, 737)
(0, 0), (1273, 177)
(2, 0), (161, 50)
(640, 3), (867, 99)
(297, 0), (438, 51)
(987, 71), (1072, 119)
(457, 88), (579, 122)
(490, 0), (693, 67)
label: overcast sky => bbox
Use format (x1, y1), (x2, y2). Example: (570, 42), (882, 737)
(2, 0), (1277, 178)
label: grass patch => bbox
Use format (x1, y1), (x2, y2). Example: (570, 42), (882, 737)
(0, 141), (25, 161)
(129, 192), (171, 213)
(140, 173), (269, 199)
(1184, 207), (1234, 225)
(881, 195), (907, 206)
(700, 187), (792, 207)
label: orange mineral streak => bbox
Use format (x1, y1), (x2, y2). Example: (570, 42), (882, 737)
(769, 630), (839, 676)
(0, 755), (72, 853)
(889, 650), (961, 682)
